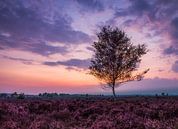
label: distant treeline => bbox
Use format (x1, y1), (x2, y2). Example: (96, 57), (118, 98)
(0, 92), (171, 99)
(0, 92), (104, 99)
(38, 92), (104, 98)
(39, 92), (70, 97)
(0, 92), (25, 99)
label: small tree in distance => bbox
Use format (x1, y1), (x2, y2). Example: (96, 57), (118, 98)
(89, 26), (149, 98)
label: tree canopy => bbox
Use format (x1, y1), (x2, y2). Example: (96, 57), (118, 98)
(89, 26), (149, 97)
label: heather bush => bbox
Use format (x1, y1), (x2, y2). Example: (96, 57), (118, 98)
(1, 120), (18, 129)
(91, 120), (114, 129)
(50, 109), (71, 121)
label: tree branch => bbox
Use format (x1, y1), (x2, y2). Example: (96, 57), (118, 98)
(118, 68), (150, 84)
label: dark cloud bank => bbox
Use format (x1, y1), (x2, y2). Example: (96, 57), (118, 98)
(1, 55), (34, 65)
(0, 0), (91, 56)
(172, 60), (178, 73)
(43, 58), (90, 69)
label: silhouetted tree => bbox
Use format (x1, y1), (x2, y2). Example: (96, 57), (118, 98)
(161, 92), (165, 96)
(11, 92), (18, 98)
(89, 26), (149, 98)
(17, 93), (25, 99)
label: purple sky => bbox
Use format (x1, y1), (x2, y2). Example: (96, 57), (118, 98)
(0, 0), (178, 95)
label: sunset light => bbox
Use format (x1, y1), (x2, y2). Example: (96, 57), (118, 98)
(0, 0), (178, 95)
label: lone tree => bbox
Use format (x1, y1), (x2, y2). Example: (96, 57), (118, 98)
(89, 26), (149, 98)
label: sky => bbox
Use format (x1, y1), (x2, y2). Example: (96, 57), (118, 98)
(0, 0), (178, 95)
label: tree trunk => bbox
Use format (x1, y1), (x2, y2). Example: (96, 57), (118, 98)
(112, 86), (116, 99)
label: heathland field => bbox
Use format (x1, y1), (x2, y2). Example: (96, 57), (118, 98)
(0, 97), (178, 129)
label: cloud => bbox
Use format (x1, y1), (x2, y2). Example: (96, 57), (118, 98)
(0, 46), (4, 50)
(129, 0), (151, 16)
(43, 58), (91, 69)
(0, 0), (178, 57)
(76, 0), (104, 12)
(172, 60), (178, 73)
(128, 0), (178, 56)
(0, 0), (91, 56)
(114, 0), (151, 18)
(86, 46), (94, 51)
(170, 17), (178, 39)
(163, 46), (178, 55)
(126, 0), (178, 21)
(164, 17), (178, 56)
(1, 55), (34, 65)
(111, 0), (178, 56)
(118, 77), (178, 94)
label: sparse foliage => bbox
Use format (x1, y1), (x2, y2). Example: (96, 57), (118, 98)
(89, 26), (149, 98)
